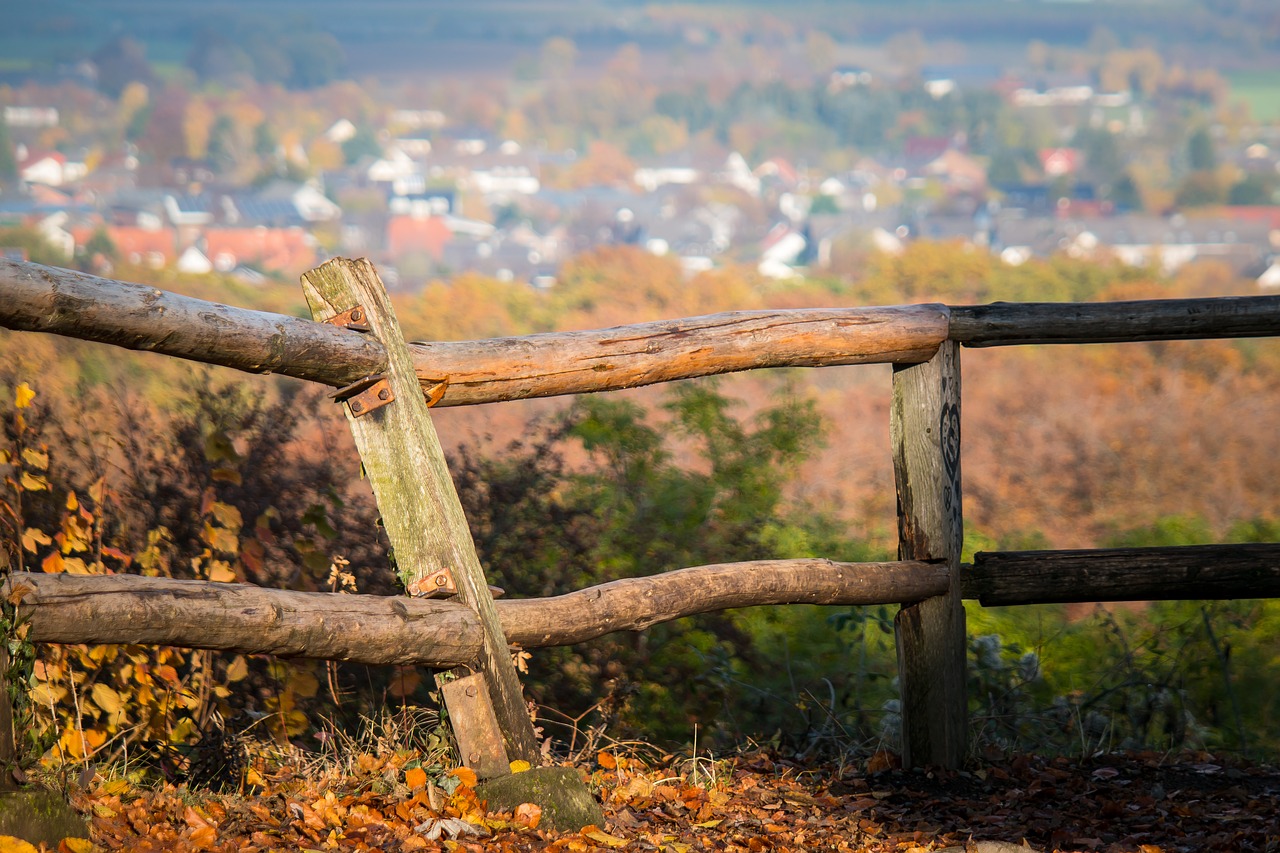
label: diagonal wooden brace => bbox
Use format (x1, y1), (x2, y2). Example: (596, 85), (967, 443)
(300, 258), (540, 773)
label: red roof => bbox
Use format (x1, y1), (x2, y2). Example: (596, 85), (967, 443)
(70, 225), (176, 266)
(202, 227), (317, 273)
(17, 150), (65, 168)
(387, 215), (452, 261)
(67, 225), (316, 273)
(1214, 206), (1280, 229)
(1039, 148), (1081, 177)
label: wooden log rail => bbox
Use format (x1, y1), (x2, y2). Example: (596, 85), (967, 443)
(1, 559), (946, 666)
(7, 542), (1276, 666)
(4, 260), (1279, 409)
(964, 543), (1280, 606)
(950, 297), (1280, 346)
(0, 258), (947, 405)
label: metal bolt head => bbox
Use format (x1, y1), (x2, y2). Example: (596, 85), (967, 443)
(378, 387), (391, 401)
(350, 308), (363, 322)
(435, 574), (447, 586)
(351, 400), (364, 413)
(465, 684), (478, 697)
(468, 752), (482, 764)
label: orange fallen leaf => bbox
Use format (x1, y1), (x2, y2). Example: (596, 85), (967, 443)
(405, 767), (428, 790)
(514, 802), (542, 830)
(450, 766), (478, 788)
(597, 751), (618, 770)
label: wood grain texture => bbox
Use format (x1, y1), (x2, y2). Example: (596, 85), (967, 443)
(413, 306), (948, 406)
(497, 559), (948, 647)
(964, 544), (1280, 605)
(891, 339), (967, 770)
(0, 258), (384, 386)
(0, 259), (946, 402)
(950, 296), (1280, 346)
(300, 258), (541, 765)
(1, 573), (482, 666)
(3, 560), (945, 659)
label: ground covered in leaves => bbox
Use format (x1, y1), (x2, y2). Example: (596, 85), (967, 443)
(14, 750), (1280, 853)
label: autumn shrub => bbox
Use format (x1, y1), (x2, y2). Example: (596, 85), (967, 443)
(0, 374), (413, 786)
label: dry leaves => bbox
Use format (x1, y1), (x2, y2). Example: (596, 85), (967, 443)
(22, 750), (1278, 852)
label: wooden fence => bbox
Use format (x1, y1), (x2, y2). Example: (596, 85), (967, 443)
(1, 256), (1279, 777)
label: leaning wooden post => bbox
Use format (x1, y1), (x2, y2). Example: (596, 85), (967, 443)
(891, 338), (967, 768)
(300, 258), (540, 773)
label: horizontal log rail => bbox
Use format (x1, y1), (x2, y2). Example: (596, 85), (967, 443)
(0, 258), (386, 388)
(4, 260), (1278, 410)
(12, 543), (1278, 665)
(495, 559), (948, 646)
(410, 307), (946, 406)
(0, 259), (946, 406)
(1, 559), (945, 665)
(963, 543), (1280, 606)
(950, 296), (1280, 346)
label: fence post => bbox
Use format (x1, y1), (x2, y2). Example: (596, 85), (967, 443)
(300, 258), (540, 771)
(891, 338), (966, 768)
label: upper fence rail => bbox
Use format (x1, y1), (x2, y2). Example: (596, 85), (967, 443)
(3, 259), (1278, 408)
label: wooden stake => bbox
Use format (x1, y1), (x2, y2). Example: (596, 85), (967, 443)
(300, 258), (539, 769)
(891, 339), (967, 769)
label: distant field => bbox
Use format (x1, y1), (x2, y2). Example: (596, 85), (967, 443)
(1229, 72), (1280, 123)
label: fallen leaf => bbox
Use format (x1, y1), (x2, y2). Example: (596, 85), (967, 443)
(583, 827), (630, 848)
(14, 383), (35, 409)
(514, 802), (542, 829)
(0, 839), (38, 853)
(450, 766), (478, 788)
(405, 767), (428, 790)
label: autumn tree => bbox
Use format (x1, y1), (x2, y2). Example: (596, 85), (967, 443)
(91, 36), (154, 99)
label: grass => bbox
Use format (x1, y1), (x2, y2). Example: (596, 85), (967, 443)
(1228, 71), (1280, 123)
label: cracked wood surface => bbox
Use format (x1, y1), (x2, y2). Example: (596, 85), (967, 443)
(0, 259), (945, 405)
(3, 559), (945, 664)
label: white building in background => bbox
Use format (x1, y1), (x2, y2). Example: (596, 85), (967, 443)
(177, 246), (213, 274)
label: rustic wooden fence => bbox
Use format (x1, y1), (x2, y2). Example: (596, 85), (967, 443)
(1, 256), (1279, 778)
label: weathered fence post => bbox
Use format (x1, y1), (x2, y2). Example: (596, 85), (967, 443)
(891, 338), (967, 768)
(300, 258), (540, 772)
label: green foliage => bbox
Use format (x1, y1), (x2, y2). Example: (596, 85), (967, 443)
(455, 381), (850, 746)
(0, 113), (16, 185)
(0, 228), (69, 266)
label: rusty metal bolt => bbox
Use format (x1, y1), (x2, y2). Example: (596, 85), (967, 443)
(435, 575), (448, 586)
(465, 684), (478, 698)
(468, 752), (482, 765)
(378, 387), (391, 401)
(350, 308), (363, 322)
(351, 400), (364, 413)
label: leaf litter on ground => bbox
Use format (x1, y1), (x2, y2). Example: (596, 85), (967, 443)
(17, 748), (1280, 852)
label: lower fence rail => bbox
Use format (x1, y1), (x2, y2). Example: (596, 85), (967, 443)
(7, 543), (1276, 664)
(1, 558), (944, 665)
